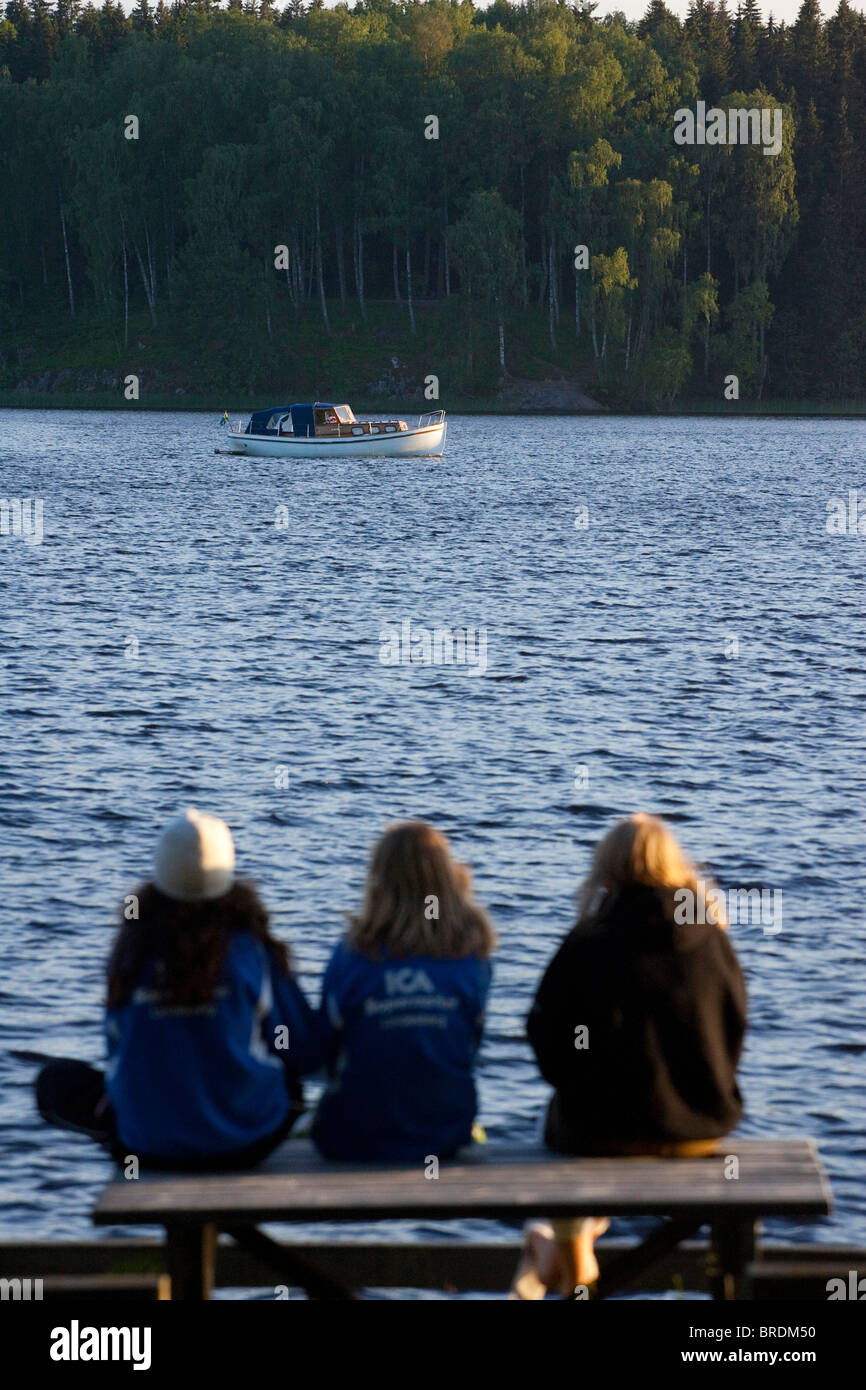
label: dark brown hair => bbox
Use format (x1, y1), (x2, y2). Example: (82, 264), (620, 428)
(107, 880), (292, 1009)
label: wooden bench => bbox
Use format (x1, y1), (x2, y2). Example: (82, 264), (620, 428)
(93, 1138), (832, 1301)
(6, 1237), (861, 1298)
(6, 1237), (861, 1301)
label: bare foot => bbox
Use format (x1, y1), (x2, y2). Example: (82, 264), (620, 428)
(509, 1219), (609, 1299)
(509, 1222), (560, 1299)
(569, 1218), (611, 1289)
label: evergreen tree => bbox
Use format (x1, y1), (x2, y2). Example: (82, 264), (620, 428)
(0, 0), (861, 404)
(787, 0), (828, 110)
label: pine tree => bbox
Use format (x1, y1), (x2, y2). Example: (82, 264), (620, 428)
(130, 0), (154, 34)
(757, 15), (787, 94)
(731, 1), (761, 90)
(685, 0), (732, 103)
(638, 0), (680, 39)
(826, 0), (862, 104)
(787, 0), (828, 111)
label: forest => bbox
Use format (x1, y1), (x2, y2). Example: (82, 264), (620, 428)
(0, 0), (864, 408)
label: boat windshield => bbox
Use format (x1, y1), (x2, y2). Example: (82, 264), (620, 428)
(335, 405), (355, 423)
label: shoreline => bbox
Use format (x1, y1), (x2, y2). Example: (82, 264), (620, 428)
(2, 392), (866, 419)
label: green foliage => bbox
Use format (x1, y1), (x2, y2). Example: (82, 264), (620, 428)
(640, 325), (692, 405)
(0, 0), (863, 406)
(684, 270), (719, 336)
(450, 190), (521, 307)
(714, 278), (775, 395)
(591, 247), (636, 326)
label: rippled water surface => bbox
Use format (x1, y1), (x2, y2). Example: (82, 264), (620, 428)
(1, 408), (864, 1254)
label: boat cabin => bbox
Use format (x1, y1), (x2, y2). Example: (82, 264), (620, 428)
(245, 403), (408, 439)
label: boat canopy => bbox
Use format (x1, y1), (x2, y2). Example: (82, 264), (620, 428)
(246, 406), (291, 435)
(245, 403), (355, 437)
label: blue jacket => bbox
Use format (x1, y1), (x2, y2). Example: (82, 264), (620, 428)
(311, 940), (492, 1160)
(105, 932), (322, 1160)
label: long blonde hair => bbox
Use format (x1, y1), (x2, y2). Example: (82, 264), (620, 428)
(346, 821), (497, 960)
(577, 813), (727, 928)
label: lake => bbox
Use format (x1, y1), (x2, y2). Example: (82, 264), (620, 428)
(1, 408), (863, 1262)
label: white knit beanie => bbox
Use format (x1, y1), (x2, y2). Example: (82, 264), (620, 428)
(153, 808), (235, 902)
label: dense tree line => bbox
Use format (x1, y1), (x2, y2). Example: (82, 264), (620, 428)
(0, 0), (864, 403)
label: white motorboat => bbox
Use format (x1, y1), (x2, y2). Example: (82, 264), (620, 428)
(215, 402), (446, 459)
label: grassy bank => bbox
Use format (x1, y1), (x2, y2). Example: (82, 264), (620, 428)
(2, 390), (865, 417)
(3, 299), (865, 418)
(0, 390), (503, 414)
(660, 397), (866, 417)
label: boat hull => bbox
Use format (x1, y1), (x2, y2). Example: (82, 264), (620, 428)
(219, 421), (446, 459)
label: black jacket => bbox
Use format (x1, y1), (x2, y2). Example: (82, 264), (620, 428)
(527, 885), (747, 1154)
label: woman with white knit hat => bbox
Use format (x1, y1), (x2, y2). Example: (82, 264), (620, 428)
(36, 809), (323, 1170)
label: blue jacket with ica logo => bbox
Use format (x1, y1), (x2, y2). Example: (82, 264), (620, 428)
(311, 940), (492, 1161)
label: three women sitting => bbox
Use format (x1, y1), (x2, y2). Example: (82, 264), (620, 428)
(36, 808), (746, 1288)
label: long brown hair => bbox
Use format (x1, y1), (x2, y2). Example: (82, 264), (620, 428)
(576, 813), (728, 928)
(345, 821), (497, 960)
(107, 880), (292, 1009)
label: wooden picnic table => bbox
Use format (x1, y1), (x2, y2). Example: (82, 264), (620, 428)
(93, 1137), (832, 1301)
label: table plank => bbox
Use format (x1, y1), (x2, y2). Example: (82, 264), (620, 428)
(94, 1139), (832, 1226)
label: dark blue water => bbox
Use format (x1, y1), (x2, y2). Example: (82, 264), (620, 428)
(1, 408), (863, 1260)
